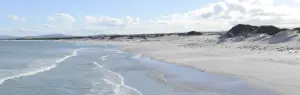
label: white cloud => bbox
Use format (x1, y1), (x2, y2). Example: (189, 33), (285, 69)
(84, 16), (125, 28)
(125, 16), (140, 24)
(43, 24), (56, 28)
(152, 0), (300, 30)
(4, 0), (300, 36)
(47, 13), (76, 23)
(47, 16), (56, 21)
(84, 16), (140, 30)
(8, 16), (26, 22)
(82, 0), (300, 34)
(45, 13), (76, 30)
(53, 13), (76, 23)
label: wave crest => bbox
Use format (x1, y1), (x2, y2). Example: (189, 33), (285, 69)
(91, 62), (143, 95)
(0, 48), (83, 85)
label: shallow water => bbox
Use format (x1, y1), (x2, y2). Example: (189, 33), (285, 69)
(0, 40), (278, 95)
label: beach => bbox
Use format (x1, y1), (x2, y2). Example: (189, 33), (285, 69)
(86, 33), (300, 95)
(2, 40), (279, 95)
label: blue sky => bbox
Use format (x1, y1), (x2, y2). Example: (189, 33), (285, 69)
(0, 0), (214, 18)
(1, 0), (300, 36)
(0, 0), (214, 27)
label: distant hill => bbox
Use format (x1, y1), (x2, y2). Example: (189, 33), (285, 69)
(23, 34), (72, 38)
(0, 35), (18, 40)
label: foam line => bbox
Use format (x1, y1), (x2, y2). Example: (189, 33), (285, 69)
(100, 55), (109, 61)
(115, 50), (125, 54)
(93, 62), (103, 68)
(93, 62), (143, 95)
(0, 64), (56, 84)
(132, 54), (142, 59)
(0, 48), (83, 85)
(56, 48), (83, 63)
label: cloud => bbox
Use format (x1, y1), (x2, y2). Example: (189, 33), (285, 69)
(47, 16), (56, 21)
(43, 24), (56, 28)
(84, 16), (140, 30)
(53, 13), (76, 23)
(4, 0), (300, 36)
(84, 16), (126, 28)
(47, 13), (76, 23)
(8, 16), (26, 22)
(153, 0), (300, 30)
(45, 13), (76, 30)
(125, 16), (140, 24)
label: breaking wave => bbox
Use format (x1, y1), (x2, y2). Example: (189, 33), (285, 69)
(56, 48), (83, 63)
(132, 54), (142, 59)
(0, 48), (83, 85)
(91, 62), (143, 95)
(0, 63), (57, 84)
(101, 55), (109, 61)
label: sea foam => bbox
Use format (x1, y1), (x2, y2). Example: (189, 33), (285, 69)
(0, 48), (83, 85)
(100, 55), (109, 61)
(56, 48), (83, 63)
(132, 54), (142, 59)
(93, 62), (143, 95)
(0, 64), (57, 84)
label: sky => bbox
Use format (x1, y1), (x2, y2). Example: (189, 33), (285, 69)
(0, 0), (300, 36)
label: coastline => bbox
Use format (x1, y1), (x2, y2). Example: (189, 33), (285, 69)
(120, 40), (300, 95)
(62, 34), (300, 95)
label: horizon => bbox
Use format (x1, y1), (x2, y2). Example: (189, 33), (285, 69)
(1, 0), (300, 36)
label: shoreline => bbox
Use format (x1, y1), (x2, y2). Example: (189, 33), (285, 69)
(61, 34), (300, 95)
(117, 43), (277, 94)
(119, 42), (298, 95)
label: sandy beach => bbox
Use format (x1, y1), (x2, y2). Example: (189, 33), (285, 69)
(2, 0), (300, 94)
(80, 32), (300, 95)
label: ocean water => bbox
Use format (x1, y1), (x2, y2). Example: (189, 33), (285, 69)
(0, 40), (278, 95)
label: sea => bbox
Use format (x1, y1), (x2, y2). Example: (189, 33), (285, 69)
(0, 40), (278, 95)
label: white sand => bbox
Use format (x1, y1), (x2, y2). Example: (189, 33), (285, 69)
(75, 31), (300, 95)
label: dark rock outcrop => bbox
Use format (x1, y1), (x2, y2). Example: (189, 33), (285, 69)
(178, 31), (203, 36)
(224, 24), (282, 38)
(256, 25), (281, 35)
(280, 28), (289, 31)
(186, 31), (203, 35)
(293, 28), (300, 33)
(155, 34), (164, 37)
(128, 36), (134, 39)
(109, 35), (122, 40)
(225, 24), (259, 38)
